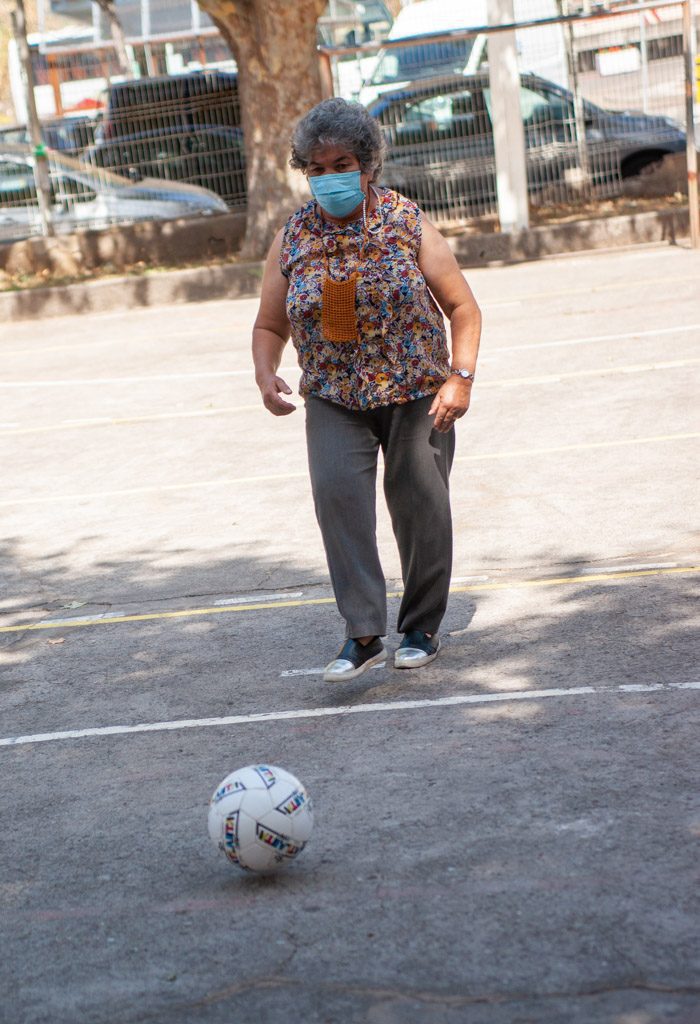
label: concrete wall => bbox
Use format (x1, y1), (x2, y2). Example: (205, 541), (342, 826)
(0, 211), (247, 280)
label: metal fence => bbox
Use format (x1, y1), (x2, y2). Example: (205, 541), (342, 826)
(324, 1), (694, 225)
(1, 0), (697, 242)
(0, 140), (228, 241)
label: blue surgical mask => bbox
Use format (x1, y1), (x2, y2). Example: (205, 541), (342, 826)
(308, 170), (365, 218)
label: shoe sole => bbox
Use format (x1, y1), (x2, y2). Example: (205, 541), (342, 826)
(323, 649), (386, 682)
(394, 644), (441, 670)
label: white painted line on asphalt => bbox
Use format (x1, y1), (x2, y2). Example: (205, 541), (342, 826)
(480, 357), (700, 389)
(1, 682), (697, 750)
(38, 611), (126, 626)
(0, 406), (276, 438)
(0, 367), (301, 389)
(2, 432), (696, 510)
(490, 322), (700, 355)
(0, 370), (253, 388)
(280, 668), (328, 677)
(576, 562), (679, 575)
(214, 592), (303, 606)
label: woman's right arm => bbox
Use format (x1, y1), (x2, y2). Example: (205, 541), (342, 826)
(252, 229), (295, 416)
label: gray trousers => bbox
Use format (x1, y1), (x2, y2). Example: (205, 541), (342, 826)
(305, 395), (455, 639)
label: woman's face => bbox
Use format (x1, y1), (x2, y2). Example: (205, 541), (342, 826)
(306, 144), (371, 194)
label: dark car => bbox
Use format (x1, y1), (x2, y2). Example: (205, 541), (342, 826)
(369, 72), (686, 215)
(96, 71), (241, 141)
(82, 125), (246, 208)
(0, 144), (228, 243)
(0, 116), (96, 157)
(86, 71), (244, 206)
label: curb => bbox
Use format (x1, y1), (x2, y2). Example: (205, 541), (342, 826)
(0, 207), (689, 323)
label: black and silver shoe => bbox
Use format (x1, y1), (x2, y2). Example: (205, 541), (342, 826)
(394, 630), (440, 669)
(323, 637), (386, 682)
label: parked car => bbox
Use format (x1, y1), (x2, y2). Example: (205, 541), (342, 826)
(86, 71), (245, 206)
(0, 144), (228, 242)
(358, 0), (569, 106)
(82, 125), (246, 207)
(370, 72), (686, 215)
(0, 116), (96, 156)
(96, 71), (240, 141)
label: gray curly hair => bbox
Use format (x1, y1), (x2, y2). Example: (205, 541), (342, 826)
(290, 97), (385, 182)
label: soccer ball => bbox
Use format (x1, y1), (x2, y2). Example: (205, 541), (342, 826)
(208, 764), (313, 872)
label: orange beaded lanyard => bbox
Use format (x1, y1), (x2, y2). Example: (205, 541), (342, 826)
(317, 189), (380, 344)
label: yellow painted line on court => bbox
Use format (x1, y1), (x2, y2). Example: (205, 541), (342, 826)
(1, 565), (697, 634)
(1, 432), (696, 509)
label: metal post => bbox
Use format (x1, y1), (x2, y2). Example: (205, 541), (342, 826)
(11, 0), (54, 238)
(683, 0), (699, 248)
(318, 50), (334, 100)
(559, 1), (590, 183)
(639, 12), (649, 114)
(488, 0), (529, 232)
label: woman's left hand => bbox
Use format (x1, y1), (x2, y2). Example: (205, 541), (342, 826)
(429, 376), (473, 434)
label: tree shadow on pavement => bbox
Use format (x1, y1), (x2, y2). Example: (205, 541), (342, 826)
(0, 533), (696, 736)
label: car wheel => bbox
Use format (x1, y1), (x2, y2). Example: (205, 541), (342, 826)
(621, 152), (667, 179)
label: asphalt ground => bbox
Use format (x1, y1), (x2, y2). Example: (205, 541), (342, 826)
(1, 242), (699, 1024)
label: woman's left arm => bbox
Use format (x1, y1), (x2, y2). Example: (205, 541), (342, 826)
(418, 215), (482, 434)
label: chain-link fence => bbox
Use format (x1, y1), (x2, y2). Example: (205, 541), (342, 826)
(0, 139), (228, 241)
(325, 1), (693, 225)
(3, 13), (245, 241)
(2, 0), (697, 242)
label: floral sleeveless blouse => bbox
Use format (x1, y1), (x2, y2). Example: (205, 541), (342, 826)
(279, 188), (450, 411)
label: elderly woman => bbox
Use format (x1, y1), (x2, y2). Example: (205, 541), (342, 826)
(252, 97), (481, 682)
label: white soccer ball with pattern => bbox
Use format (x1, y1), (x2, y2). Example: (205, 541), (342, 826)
(208, 764), (313, 872)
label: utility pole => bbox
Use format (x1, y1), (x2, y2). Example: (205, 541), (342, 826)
(488, 0), (529, 233)
(682, 0), (699, 248)
(11, 0), (54, 238)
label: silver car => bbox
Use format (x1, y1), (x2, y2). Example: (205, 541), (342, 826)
(0, 142), (228, 242)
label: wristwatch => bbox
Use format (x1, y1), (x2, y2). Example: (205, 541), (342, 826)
(451, 368), (475, 383)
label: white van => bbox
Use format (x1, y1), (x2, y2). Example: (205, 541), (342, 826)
(358, 0), (569, 106)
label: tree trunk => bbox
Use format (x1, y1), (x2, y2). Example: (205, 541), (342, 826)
(93, 0), (132, 78)
(197, 0), (327, 260)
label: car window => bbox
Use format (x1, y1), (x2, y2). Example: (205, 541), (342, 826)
(404, 94), (453, 125)
(398, 88), (487, 139)
(0, 160), (36, 200)
(371, 39), (475, 87)
(483, 84), (573, 125)
(119, 135), (184, 163)
(518, 86), (554, 121)
(0, 159), (31, 180)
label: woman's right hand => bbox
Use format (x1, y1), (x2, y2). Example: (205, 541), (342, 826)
(258, 374), (296, 415)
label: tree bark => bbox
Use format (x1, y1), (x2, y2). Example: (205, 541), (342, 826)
(196, 0), (327, 260)
(93, 0), (132, 78)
